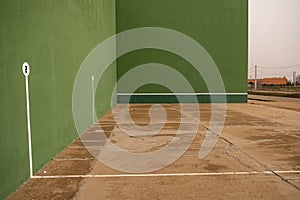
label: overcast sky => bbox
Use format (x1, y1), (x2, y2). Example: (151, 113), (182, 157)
(249, 0), (300, 80)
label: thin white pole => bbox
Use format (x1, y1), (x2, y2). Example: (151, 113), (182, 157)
(248, 0), (251, 86)
(254, 65), (257, 90)
(23, 62), (33, 178)
(293, 71), (296, 87)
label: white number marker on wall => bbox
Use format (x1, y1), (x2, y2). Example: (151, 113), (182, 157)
(22, 62), (33, 178)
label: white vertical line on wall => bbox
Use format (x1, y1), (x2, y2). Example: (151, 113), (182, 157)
(22, 62), (33, 178)
(92, 75), (96, 123)
(25, 76), (33, 178)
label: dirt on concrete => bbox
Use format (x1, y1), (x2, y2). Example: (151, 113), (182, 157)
(8, 178), (82, 200)
(7, 98), (300, 199)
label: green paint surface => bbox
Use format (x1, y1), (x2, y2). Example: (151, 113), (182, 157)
(116, 0), (248, 95)
(0, 0), (115, 198)
(1, 0), (248, 198)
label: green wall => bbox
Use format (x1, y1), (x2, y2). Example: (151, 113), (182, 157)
(116, 0), (248, 102)
(1, 0), (248, 198)
(0, 0), (115, 199)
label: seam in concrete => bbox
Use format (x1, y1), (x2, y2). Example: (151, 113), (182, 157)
(199, 110), (300, 191)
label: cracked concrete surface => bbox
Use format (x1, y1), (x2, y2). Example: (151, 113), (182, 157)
(8, 98), (300, 199)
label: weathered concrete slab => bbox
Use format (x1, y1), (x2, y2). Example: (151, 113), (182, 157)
(8, 100), (300, 199)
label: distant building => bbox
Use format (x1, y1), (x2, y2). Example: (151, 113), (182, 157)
(248, 77), (287, 86)
(262, 78), (287, 85)
(296, 75), (300, 84)
(248, 79), (257, 85)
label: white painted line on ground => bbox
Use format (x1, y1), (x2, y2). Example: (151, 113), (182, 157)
(79, 140), (107, 142)
(69, 146), (101, 149)
(31, 171), (300, 179)
(85, 129), (103, 133)
(263, 171), (273, 175)
(53, 158), (94, 161)
(263, 171), (300, 175)
(274, 171), (300, 174)
(32, 171), (261, 179)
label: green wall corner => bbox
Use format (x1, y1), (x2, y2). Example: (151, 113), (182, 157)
(0, 0), (115, 199)
(1, 0), (248, 199)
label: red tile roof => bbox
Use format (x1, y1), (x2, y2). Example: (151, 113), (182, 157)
(248, 78), (287, 85)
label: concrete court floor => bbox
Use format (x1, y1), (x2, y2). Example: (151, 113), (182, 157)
(8, 97), (300, 199)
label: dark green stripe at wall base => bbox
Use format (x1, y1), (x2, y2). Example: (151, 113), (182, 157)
(117, 94), (248, 103)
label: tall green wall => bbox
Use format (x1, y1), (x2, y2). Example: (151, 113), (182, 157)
(116, 0), (248, 103)
(0, 0), (115, 199)
(1, 0), (248, 198)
